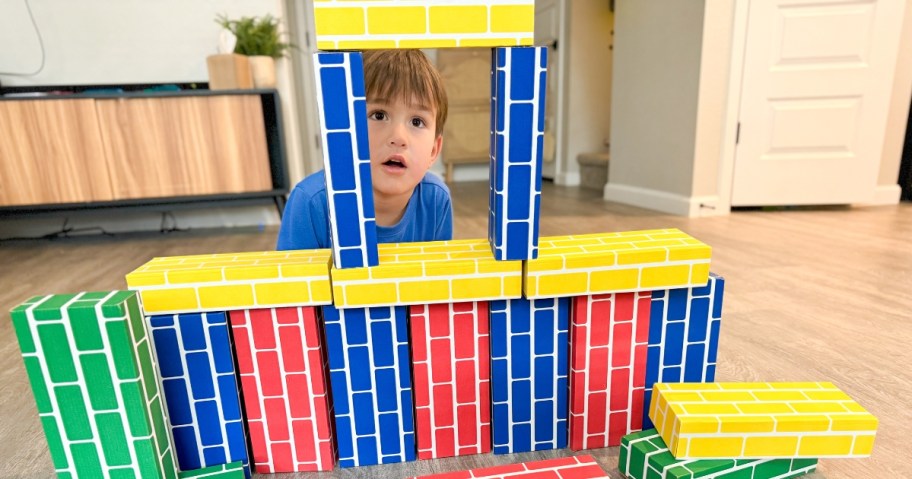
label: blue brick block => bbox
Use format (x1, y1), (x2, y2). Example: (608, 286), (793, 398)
(313, 52), (378, 269)
(322, 305), (416, 467)
(148, 313), (249, 477)
(490, 297), (568, 454)
(489, 47), (548, 261)
(642, 273), (725, 429)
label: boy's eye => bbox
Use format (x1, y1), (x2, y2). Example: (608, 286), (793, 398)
(369, 111), (387, 121)
(411, 117), (426, 128)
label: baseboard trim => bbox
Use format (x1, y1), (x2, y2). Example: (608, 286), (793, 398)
(602, 183), (727, 217)
(860, 184), (902, 206)
(555, 171), (581, 186)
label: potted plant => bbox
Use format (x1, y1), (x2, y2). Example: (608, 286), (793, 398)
(208, 14), (292, 89)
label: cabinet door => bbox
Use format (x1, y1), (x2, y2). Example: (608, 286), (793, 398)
(0, 99), (113, 206)
(95, 95), (272, 200)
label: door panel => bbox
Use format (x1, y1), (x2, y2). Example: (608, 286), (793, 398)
(731, 0), (904, 206)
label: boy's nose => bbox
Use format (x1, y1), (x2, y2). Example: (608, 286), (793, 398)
(388, 124), (407, 147)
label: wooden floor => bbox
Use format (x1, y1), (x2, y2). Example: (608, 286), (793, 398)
(1, 181), (910, 478)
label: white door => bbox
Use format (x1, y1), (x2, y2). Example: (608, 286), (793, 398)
(731, 0), (905, 206)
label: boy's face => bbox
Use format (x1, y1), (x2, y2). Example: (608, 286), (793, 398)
(367, 96), (442, 200)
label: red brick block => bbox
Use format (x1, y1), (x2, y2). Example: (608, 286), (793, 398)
(411, 302), (491, 460)
(229, 307), (334, 472)
(569, 293), (651, 450)
(408, 455), (608, 478)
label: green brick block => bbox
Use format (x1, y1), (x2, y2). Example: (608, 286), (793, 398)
(619, 430), (818, 479)
(177, 461), (245, 478)
(10, 291), (177, 479)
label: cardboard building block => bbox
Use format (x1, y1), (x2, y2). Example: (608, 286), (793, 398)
(569, 292), (652, 450)
(408, 454), (609, 479)
(125, 250), (333, 315)
(643, 274), (725, 430)
(313, 51), (379, 269)
(650, 382), (878, 459)
(178, 461), (245, 478)
(619, 429), (817, 479)
(524, 229), (712, 299)
(322, 305), (416, 467)
(148, 312), (249, 476)
(411, 302), (491, 459)
(489, 46), (547, 261)
(313, 0), (534, 50)
(10, 292), (178, 478)
(228, 307), (334, 473)
(490, 297), (569, 454)
(331, 239), (522, 308)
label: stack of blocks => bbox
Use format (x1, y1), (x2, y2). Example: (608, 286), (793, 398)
(8, 1), (878, 478)
(618, 382), (878, 479)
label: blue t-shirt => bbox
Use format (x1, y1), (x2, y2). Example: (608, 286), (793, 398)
(276, 170), (453, 251)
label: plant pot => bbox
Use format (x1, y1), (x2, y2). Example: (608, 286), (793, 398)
(249, 55), (276, 89)
(206, 54), (254, 90)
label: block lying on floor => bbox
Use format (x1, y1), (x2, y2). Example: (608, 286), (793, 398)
(619, 429), (817, 479)
(11, 292), (177, 478)
(408, 454), (608, 479)
(650, 382), (878, 459)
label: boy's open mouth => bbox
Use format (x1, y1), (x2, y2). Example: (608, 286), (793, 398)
(382, 156), (407, 169)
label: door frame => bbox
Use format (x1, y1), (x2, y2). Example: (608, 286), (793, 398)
(715, 0), (752, 216)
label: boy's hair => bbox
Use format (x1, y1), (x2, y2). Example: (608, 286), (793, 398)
(362, 50), (448, 137)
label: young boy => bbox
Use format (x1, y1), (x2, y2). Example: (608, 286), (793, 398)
(276, 49), (452, 251)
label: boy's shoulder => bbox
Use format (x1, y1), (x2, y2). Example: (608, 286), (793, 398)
(293, 170), (328, 198)
(418, 172), (450, 197)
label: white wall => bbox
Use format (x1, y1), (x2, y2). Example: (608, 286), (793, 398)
(0, 0), (281, 86)
(604, 0), (705, 213)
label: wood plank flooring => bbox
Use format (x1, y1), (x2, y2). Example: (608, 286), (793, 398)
(1, 181), (909, 478)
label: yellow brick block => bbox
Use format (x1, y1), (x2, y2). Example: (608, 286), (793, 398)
(426, 261), (477, 277)
(772, 382), (827, 390)
(477, 260), (520, 274)
(791, 401), (849, 414)
(852, 434), (876, 455)
(524, 256), (565, 273)
(254, 282), (312, 306)
(125, 271), (166, 287)
(690, 263), (711, 284)
(661, 391), (704, 403)
(681, 403), (741, 415)
(400, 39), (458, 48)
(332, 267), (370, 281)
(744, 436), (798, 456)
(314, 7), (366, 36)
(340, 282), (398, 307)
(399, 279), (451, 304)
(368, 6), (426, 34)
(317, 41), (337, 50)
(459, 37), (521, 47)
(491, 4), (534, 33)
(168, 269), (224, 284)
(753, 390), (808, 401)
(830, 413), (879, 432)
(535, 272), (589, 296)
(720, 416), (775, 434)
(774, 414), (831, 432)
(797, 435), (854, 456)
(737, 402), (796, 415)
(140, 288), (198, 313)
(687, 436), (744, 457)
(661, 383), (722, 391)
(225, 265), (280, 281)
(311, 279), (332, 304)
(718, 382), (775, 390)
(616, 249), (668, 265)
(701, 391), (756, 402)
(452, 276), (502, 301)
(668, 245), (712, 261)
(641, 265), (693, 288)
(198, 285), (254, 309)
(804, 390), (853, 401)
(589, 268), (639, 291)
(429, 6), (487, 33)
(281, 262), (330, 278)
(338, 40), (398, 49)
(566, 252), (616, 269)
(677, 417), (720, 434)
(371, 263), (424, 280)
(503, 275), (522, 297)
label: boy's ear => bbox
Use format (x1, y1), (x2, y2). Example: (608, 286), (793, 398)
(429, 135), (443, 166)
